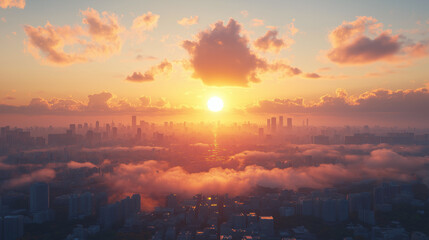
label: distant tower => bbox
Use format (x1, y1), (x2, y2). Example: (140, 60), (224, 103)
(132, 116), (137, 128)
(279, 116), (284, 128)
(30, 182), (49, 213)
(95, 121), (100, 131)
(258, 128), (264, 138)
(266, 119), (271, 130)
(112, 127), (118, 138)
(136, 128), (142, 140)
(271, 117), (277, 133)
(287, 118), (293, 130)
(306, 118), (309, 127)
(106, 124), (110, 136)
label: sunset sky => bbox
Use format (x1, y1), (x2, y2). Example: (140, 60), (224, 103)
(1, 0), (429, 126)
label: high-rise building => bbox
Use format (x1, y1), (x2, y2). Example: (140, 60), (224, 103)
(131, 194), (141, 213)
(258, 128), (264, 138)
(95, 121), (100, 131)
(3, 215), (24, 240)
(69, 124), (76, 134)
(279, 116), (284, 128)
(271, 117), (277, 133)
(136, 128), (142, 140)
(132, 116), (136, 128)
(266, 119), (271, 130)
(259, 216), (274, 236)
(112, 127), (117, 138)
(30, 182), (49, 213)
(287, 118), (293, 130)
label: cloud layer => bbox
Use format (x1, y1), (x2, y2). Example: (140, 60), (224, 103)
(24, 8), (122, 65)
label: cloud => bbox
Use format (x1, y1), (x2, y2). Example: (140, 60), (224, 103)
(327, 16), (429, 64)
(288, 19), (299, 35)
(139, 96), (151, 106)
(2, 168), (55, 190)
(240, 10), (248, 18)
(24, 8), (122, 66)
(0, 91), (196, 116)
(182, 19), (268, 87)
(132, 11), (159, 30)
(67, 161), (97, 169)
(126, 59), (172, 82)
(177, 16), (199, 26)
(87, 92), (112, 111)
(303, 73), (321, 79)
(0, 0), (25, 9)
(246, 86), (429, 120)
(254, 30), (288, 53)
(252, 19), (264, 26)
(102, 145), (429, 210)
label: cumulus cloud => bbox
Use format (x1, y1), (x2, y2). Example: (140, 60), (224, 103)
(87, 92), (112, 111)
(327, 16), (429, 64)
(254, 30), (288, 53)
(132, 11), (159, 31)
(126, 59), (172, 82)
(182, 19), (268, 86)
(24, 8), (122, 65)
(139, 96), (151, 106)
(177, 16), (199, 26)
(0, 0), (25, 8)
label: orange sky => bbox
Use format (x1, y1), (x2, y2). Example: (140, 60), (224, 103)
(1, 0), (429, 126)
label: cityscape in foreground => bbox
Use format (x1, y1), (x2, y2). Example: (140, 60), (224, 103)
(1, 115), (429, 240)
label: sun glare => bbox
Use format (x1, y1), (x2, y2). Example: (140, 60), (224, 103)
(207, 96), (224, 112)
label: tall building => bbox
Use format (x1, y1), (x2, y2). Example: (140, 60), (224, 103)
(132, 116), (137, 128)
(287, 118), (293, 130)
(279, 116), (284, 128)
(105, 124), (110, 135)
(95, 121), (100, 131)
(266, 119), (270, 130)
(271, 117), (277, 133)
(30, 182), (49, 213)
(258, 128), (264, 138)
(3, 215), (24, 240)
(112, 127), (117, 138)
(136, 128), (142, 140)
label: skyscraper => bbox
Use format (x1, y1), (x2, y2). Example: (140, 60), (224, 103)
(271, 117), (277, 133)
(279, 116), (284, 128)
(136, 128), (142, 140)
(287, 118), (293, 130)
(266, 119), (270, 130)
(95, 121), (100, 131)
(30, 182), (49, 213)
(3, 215), (24, 240)
(132, 116), (136, 128)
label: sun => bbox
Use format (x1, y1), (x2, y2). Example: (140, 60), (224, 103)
(207, 96), (224, 112)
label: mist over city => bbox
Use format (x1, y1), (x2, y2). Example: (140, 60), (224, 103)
(1, 1), (429, 240)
